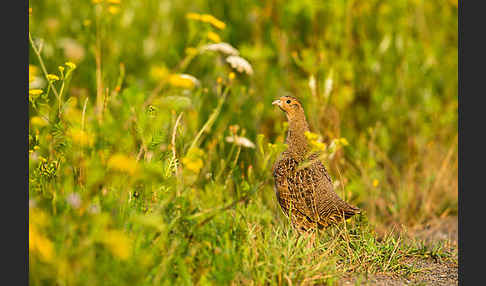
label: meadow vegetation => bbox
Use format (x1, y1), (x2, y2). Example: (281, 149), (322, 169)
(29, 0), (457, 285)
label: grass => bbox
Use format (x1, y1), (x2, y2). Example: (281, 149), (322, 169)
(29, 0), (457, 285)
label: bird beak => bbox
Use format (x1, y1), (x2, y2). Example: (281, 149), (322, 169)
(272, 99), (281, 107)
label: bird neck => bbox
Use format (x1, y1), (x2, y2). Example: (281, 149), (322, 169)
(285, 112), (310, 159)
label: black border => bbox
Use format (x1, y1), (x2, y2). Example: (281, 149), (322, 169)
(458, 1), (485, 285)
(4, 0), (29, 285)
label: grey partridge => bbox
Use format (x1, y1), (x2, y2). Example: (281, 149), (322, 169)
(271, 96), (360, 231)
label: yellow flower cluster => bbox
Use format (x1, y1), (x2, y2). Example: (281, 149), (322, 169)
(107, 153), (138, 175)
(29, 65), (38, 84)
(68, 128), (95, 147)
(92, 0), (120, 3)
(65, 61), (77, 70)
(92, 0), (121, 14)
(304, 131), (327, 151)
(338, 137), (349, 146)
(372, 179), (379, 187)
(168, 74), (199, 89)
(30, 116), (49, 127)
(207, 31), (221, 43)
(101, 229), (132, 260)
(47, 74), (60, 81)
(182, 147), (205, 173)
(149, 65), (169, 81)
(186, 13), (226, 30)
(29, 209), (54, 262)
(30, 224), (54, 262)
(29, 89), (43, 96)
(185, 47), (199, 56)
(108, 5), (120, 14)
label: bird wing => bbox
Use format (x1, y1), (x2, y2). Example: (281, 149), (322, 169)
(273, 157), (316, 221)
(293, 153), (359, 225)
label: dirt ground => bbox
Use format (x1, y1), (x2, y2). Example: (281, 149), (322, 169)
(339, 216), (458, 286)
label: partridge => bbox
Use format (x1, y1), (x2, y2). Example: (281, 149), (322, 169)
(271, 96), (360, 231)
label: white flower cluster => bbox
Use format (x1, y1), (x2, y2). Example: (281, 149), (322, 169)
(200, 42), (239, 56)
(225, 55), (254, 75)
(225, 136), (256, 148)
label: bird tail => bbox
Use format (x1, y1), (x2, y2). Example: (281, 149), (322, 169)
(342, 204), (360, 220)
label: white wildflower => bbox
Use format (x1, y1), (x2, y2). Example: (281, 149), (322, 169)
(58, 38), (85, 63)
(88, 204), (101, 214)
(29, 77), (45, 89)
(379, 34), (391, 54)
(225, 55), (253, 75)
(66, 193), (81, 209)
(200, 42), (239, 56)
(225, 136), (256, 148)
(333, 180), (341, 189)
(323, 69), (334, 98)
(308, 74), (316, 97)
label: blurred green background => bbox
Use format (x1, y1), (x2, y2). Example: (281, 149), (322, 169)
(29, 0), (457, 284)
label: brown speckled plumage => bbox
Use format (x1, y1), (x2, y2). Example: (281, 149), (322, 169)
(271, 96), (360, 231)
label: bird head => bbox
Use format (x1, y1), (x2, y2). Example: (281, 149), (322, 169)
(272, 96), (305, 119)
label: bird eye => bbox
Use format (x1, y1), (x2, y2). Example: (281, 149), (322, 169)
(286, 100), (291, 104)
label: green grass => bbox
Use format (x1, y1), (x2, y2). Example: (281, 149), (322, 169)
(29, 0), (457, 284)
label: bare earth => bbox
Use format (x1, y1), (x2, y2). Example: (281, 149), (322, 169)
(339, 217), (458, 286)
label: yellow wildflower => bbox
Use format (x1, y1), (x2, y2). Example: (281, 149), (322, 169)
(64, 107), (83, 125)
(108, 0), (121, 3)
(200, 14), (226, 30)
(185, 47), (198, 56)
(149, 65), (169, 81)
(108, 5), (120, 14)
(216, 77), (223, 84)
(29, 65), (38, 83)
(312, 141), (327, 151)
(304, 131), (319, 141)
(372, 179), (379, 187)
(186, 12), (202, 21)
(107, 153), (138, 175)
(207, 31), (221, 43)
(305, 132), (327, 151)
(30, 208), (48, 226)
(186, 12), (226, 30)
(29, 208), (54, 262)
(92, 0), (103, 3)
(30, 116), (49, 127)
(65, 61), (77, 69)
(29, 224), (54, 262)
(168, 74), (200, 89)
(228, 72), (235, 80)
(68, 128), (95, 147)
(47, 74), (60, 81)
(101, 230), (132, 260)
(29, 89), (43, 95)
(182, 147), (205, 173)
(339, 138), (349, 146)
